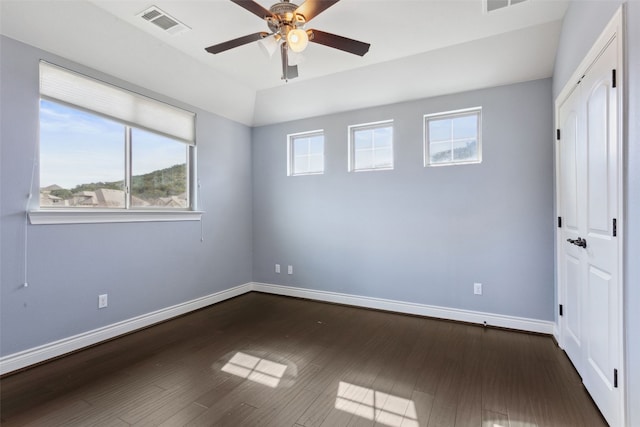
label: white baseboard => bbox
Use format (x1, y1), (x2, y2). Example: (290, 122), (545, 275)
(553, 323), (561, 345)
(251, 282), (555, 335)
(1, 281), (557, 376)
(0, 283), (252, 376)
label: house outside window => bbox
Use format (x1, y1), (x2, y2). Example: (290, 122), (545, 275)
(424, 107), (482, 166)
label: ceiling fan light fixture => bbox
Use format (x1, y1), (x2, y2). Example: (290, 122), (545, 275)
(287, 28), (309, 53)
(258, 35), (279, 58)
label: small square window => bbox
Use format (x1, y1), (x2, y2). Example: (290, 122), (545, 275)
(349, 120), (394, 172)
(288, 130), (324, 176)
(424, 108), (482, 166)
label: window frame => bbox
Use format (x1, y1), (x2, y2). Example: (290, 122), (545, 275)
(33, 62), (200, 224)
(423, 107), (482, 167)
(287, 129), (325, 176)
(348, 120), (395, 172)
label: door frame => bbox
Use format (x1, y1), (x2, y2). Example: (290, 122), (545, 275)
(554, 5), (625, 425)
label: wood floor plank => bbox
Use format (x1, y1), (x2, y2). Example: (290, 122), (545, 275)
(0, 293), (608, 427)
(426, 402), (457, 427)
(238, 363), (323, 425)
(482, 409), (509, 427)
(413, 322), (455, 396)
(296, 390), (339, 426)
(0, 399), (92, 427)
(193, 376), (246, 408)
(52, 406), (131, 427)
(503, 332), (542, 427)
(122, 379), (217, 425)
(211, 402), (257, 427)
(244, 387), (322, 426)
(408, 390), (435, 427)
(481, 328), (511, 416)
(453, 328), (483, 427)
(155, 402), (209, 427)
(185, 401), (257, 427)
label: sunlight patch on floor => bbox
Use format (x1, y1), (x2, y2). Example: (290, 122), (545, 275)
(335, 381), (419, 427)
(221, 351), (288, 388)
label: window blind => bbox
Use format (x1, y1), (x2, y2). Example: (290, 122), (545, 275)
(39, 61), (195, 144)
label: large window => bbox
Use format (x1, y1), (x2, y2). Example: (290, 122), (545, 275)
(287, 130), (324, 176)
(424, 108), (482, 166)
(38, 62), (195, 210)
(348, 120), (394, 172)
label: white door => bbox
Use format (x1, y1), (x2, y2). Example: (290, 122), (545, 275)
(558, 85), (584, 375)
(580, 38), (621, 427)
(557, 36), (622, 426)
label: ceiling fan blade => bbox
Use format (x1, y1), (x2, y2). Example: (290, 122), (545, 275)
(308, 29), (370, 56)
(230, 0), (274, 20)
(294, 0), (340, 22)
(280, 43), (299, 81)
(205, 32), (269, 54)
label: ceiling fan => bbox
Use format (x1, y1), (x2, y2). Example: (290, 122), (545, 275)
(205, 0), (371, 81)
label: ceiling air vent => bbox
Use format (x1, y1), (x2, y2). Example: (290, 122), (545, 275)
(484, 0), (528, 13)
(138, 6), (190, 35)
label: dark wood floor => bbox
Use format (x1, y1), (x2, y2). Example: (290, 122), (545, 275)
(1, 292), (607, 426)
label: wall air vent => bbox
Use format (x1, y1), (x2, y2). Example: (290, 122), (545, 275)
(484, 0), (528, 13)
(138, 6), (190, 35)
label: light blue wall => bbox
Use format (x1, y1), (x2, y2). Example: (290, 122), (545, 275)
(552, 1), (626, 98)
(0, 36), (253, 356)
(5, 5), (635, 418)
(553, 1), (640, 424)
(252, 79), (555, 321)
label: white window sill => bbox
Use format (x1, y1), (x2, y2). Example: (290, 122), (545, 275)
(425, 160), (482, 167)
(350, 167), (394, 173)
(29, 209), (203, 225)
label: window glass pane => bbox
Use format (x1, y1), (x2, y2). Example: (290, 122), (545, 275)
(354, 130), (373, 150)
(130, 128), (188, 208)
(373, 127), (393, 148)
(430, 141), (453, 164)
(355, 149), (374, 170)
(453, 139), (478, 162)
(39, 99), (125, 208)
(351, 122), (394, 171)
(426, 109), (481, 166)
(374, 148), (393, 168)
(309, 154), (323, 173)
(294, 138), (311, 157)
(452, 114), (477, 140)
(290, 132), (324, 175)
(429, 119), (451, 142)
(309, 136), (324, 155)
(294, 155), (310, 175)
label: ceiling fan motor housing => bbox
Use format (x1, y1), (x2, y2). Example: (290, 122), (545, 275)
(267, 1), (305, 34)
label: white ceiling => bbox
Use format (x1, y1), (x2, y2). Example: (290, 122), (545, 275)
(0, 0), (568, 126)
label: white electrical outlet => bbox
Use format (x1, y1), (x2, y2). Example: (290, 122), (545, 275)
(98, 294), (108, 308)
(474, 283), (482, 295)
(275, 264), (281, 273)
(288, 265), (293, 275)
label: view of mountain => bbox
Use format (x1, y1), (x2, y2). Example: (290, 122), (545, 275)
(41, 163), (187, 208)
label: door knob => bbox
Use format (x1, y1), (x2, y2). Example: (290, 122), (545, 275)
(567, 237), (587, 248)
